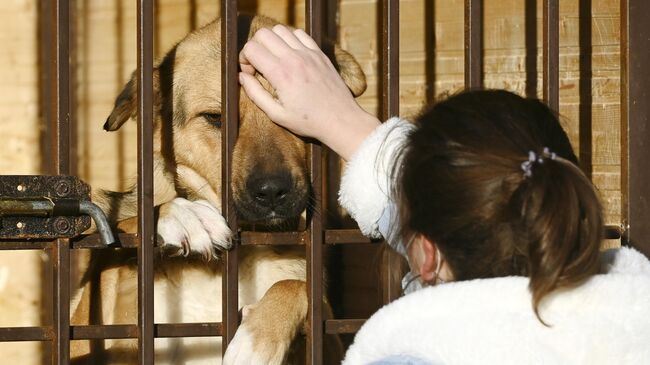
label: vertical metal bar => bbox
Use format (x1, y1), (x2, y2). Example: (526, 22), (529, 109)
(524, 0), (538, 98)
(621, 0), (650, 258)
(220, 0), (240, 352)
(578, 0), (593, 178)
(54, 0), (72, 176)
(464, 0), (483, 89)
(306, 0), (324, 363)
(52, 1), (72, 364)
(52, 239), (70, 365)
(37, 2), (55, 362)
(425, 0), (436, 103)
(543, 0), (559, 112)
(136, 0), (155, 363)
(380, 0), (402, 305)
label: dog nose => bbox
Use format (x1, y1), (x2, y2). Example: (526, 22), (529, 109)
(247, 172), (293, 208)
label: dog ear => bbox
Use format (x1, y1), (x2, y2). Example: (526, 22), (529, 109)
(104, 73), (137, 131)
(330, 43), (367, 98)
(103, 70), (162, 131)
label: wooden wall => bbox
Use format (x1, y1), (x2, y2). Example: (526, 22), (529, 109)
(0, 0), (623, 363)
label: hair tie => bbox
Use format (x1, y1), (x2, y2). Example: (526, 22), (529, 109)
(521, 147), (557, 178)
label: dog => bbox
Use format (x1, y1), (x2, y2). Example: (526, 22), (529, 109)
(69, 15), (367, 364)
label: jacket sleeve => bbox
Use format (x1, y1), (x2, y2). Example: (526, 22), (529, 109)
(338, 117), (415, 239)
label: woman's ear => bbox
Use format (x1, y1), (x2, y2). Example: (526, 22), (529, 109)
(408, 235), (439, 282)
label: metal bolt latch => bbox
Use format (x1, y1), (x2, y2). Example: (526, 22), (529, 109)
(0, 175), (116, 245)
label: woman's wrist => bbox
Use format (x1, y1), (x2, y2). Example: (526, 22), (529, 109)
(320, 107), (381, 161)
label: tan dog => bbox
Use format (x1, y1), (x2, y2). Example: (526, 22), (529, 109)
(70, 15), (366, 364)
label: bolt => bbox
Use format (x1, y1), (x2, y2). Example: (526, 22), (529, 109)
(16, 222), (25, 229)
(55, 180), (71, 197)
(16, 184), (24, 192)
(53, 217), (71, 234)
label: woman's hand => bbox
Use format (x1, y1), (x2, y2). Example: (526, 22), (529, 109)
(239, 25), (380, 160)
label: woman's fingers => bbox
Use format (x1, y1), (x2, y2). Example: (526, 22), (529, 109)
(251, 27), (295, 58)
(293, 29), (320, 50)
(239, 41), (279, 77)
(271, 24), (304, 49)
(238, 72), (283, 121)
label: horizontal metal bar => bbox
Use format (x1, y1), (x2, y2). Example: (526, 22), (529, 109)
(324, 319), (365, 334)
(71, 325), (137, 340)
(0, 226), (623, 250)
(0, 323), (223, 342)
(240, 231), (308, 245)
(155, 323), (222, 338)
(325, 229), (373, 244)
(0, 327), (52, 342)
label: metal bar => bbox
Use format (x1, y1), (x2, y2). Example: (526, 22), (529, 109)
(72, 325), (138, 340)
(324, 319), (365, 334)
(54, 0), (72, 175)
(0, 323), (224, 342)
(52, 239), (70, 365)
(325, 229), (373, 244)
(0, 327), (52, 342)
(579, 0), (593, 178)
(621, 0), (650, 257)
(525, 0), (538, 98)
(425, 0), (436, 103)
(52, 1), (72, 363)
(464, 0), (483, 89)
(0, 225), (624, 251)
(220, 0), (240, 352)
(543, 0), (559, 112)
(241, 231), (308, 245)
(306, 0), (325, 362)
(136, 0), (156, 363)
(155, 323), (223, 338)
(379, 0), (402, 305)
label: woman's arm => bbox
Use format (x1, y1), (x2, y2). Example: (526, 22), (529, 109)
(238, 25), (380, 160)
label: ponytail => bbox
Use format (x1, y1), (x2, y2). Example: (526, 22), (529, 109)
(519, 154), (603, 324)
(396, 90), (605, 325)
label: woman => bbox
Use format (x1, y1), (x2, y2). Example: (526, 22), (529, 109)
(238, 25), (650, 364)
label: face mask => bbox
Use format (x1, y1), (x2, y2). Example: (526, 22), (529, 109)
(378, 203), (445, 295)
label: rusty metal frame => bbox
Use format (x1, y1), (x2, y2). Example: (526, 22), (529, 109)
(0, 1), (647, 364)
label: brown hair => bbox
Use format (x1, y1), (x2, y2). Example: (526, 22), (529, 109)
(394, 89), (603, 322)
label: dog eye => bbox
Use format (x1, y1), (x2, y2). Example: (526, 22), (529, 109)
(201, 113), (222, 128)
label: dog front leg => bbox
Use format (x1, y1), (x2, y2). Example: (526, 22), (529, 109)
(223, 280), (343, 365)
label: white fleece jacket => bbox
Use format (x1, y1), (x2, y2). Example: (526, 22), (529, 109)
(338, 118), (650, 365)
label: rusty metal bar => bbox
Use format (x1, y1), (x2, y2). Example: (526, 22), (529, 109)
(579, 0), (593, 178)
(425, 0), (436, 103)
(621, 0), (650, 258)
(51, 1), (72, 363)
(543, 0), (559, 112)
(0, 225), (622, 251)
(0, 318), (378, 342)
(464, 0), (483, 89)
(136, 0), (155, 363)
(221, 0), (240, 352)
(379, 0), (402, 305)
(52, 239), (70, 364)
(306, 0), (324, 362)
(524, 0), (538, 98)
(53, 0), (72, 175)
(0, 327), (52, 342)
(324, 319), (365, 334)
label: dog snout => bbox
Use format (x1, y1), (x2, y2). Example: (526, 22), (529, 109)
(247, 171), (292, 209)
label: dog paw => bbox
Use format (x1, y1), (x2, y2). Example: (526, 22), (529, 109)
(157, 198), (232, 259)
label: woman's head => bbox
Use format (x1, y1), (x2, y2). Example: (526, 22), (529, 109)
(395, 89), (603, 319)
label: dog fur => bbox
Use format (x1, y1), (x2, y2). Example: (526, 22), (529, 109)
(70, 15), (366, 365)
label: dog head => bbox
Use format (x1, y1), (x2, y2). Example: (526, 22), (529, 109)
(103, 15), (366, 225)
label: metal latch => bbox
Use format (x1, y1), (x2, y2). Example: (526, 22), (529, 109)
(0, 175), (116, 246)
